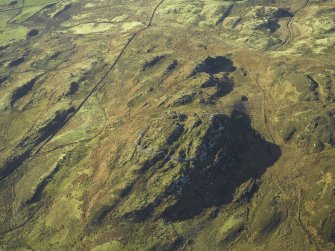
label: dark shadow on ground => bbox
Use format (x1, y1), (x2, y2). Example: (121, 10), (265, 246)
(193, 56), (236, 75)
(162, 109), (281, 221)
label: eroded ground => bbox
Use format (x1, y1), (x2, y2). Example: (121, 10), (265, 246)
(0, 0), (335, 250)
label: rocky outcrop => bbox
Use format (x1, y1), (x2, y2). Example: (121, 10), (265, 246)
(10, 77), (37, 108)
(162, 110), (281, 221)
(142, 55), (166, 71)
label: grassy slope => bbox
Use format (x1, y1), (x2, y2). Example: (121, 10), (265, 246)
(0, 0), (335, 250)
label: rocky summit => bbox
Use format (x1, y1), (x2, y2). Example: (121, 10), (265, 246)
(0, 0), (335, 250)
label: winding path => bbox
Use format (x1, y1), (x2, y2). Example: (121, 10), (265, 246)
(256, 0), (311, 144)
(276, 0), (310, 50)
(31, 0), (166, 158)
(255, 73), (276, 144)
(0, 0), (166, 237)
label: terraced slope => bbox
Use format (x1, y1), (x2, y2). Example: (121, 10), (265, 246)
(0, 0), (335, 250)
